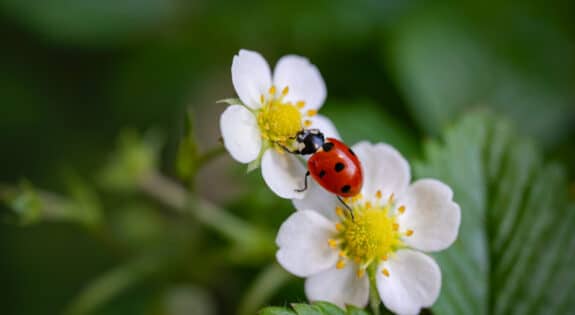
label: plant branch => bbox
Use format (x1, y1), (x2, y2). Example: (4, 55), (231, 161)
(138, 171), (275, 259)
(237, 263), (291, 315)
(196, 146), (226, 170)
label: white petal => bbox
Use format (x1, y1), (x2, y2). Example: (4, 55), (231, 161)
(305, 114), (341, 140)
(305, 263), (369, 309)
(351, 142), (411, 201)
(273, 55), (326, 111)
(219, 105), (262, 163)
(276, 210), (338, 277)
(261, 149), (307, 199)
(231, 49), (271, 109)
(292, 179), (339, 222)
(398, 179), (461, 252)
(376, 250), (441, 315)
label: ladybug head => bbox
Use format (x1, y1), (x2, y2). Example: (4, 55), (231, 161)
(295, 129), (325, 155)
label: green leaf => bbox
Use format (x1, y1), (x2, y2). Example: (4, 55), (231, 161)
(315, 302), (346, 315)
(0, 0), (180, 46)
(414, 112), (575, 314)
(258, 307), (296, 315)
(247, 158), (261, 173)
(387, 5), (575, 147)
(292, 303), (324, 315)
(258, 302), (357, 315)
(216, 98), (243, 106)
(345, 305), (371, 315)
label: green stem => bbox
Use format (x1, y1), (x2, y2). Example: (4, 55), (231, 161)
(196, 146), (226, 170)
(138, 172), (274, 258)
(368, 263), (381, 315)
(183, 145), (226, 191)
(237, 263), (291, 315)
(64, 253), (166, 315)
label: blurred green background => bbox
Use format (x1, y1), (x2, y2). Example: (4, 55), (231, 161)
(1, 0), (575, 314)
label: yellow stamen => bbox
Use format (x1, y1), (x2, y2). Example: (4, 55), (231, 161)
(406, 229), (414, 236)
(327, 239), (338, 248)
(352, 194), (363, 203)
(260, 94), (265, 104)
(382, 268), (390, 277)
(336, 260), (346, 269)
(306, 109), (317, 117)
(304, 120), (312, 127)
(281, 86), (289, 96)
(375, 190), (382, 199)
(257, 98), (302, 145)
(398, 205), (406, 214)
(328, 194), (404, 276)
(388, 193), (395, 204)
(269, 86), (276, 95)
(339, 207), (400, 267)
(296, 101), (305, 108)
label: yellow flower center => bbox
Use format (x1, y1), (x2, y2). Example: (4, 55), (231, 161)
(256, 86), (313, 147)
(329, 192), (414, 278)
(343, 208), (397, 261)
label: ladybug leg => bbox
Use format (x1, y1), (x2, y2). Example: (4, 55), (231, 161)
(278, 143), (301, 154)
(337, 196), (355, 220)
(294, 171), (310, 192)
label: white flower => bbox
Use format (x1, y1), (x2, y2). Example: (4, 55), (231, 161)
(220, 49), (340, 199)
(276, 142), (461, 314)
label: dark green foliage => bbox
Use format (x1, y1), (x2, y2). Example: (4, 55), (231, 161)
(415, 113), (575, 315)
(259, 302), (365, 315)
(1, 0), (574, 314)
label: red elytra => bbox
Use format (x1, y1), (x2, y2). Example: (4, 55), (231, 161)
(307, 138), (363, 197)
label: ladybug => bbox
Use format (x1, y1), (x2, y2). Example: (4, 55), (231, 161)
(285, 129), (363, 209)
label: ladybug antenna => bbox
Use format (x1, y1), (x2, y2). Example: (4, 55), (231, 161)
(337, 196), (354, 220)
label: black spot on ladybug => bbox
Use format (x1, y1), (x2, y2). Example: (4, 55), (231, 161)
(322, 142), (334, 152)
(341, 185), (351, 193)
(334, 162), (345, 172)
(348, 148), (356, 156)
(319, 170), (326, 178)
